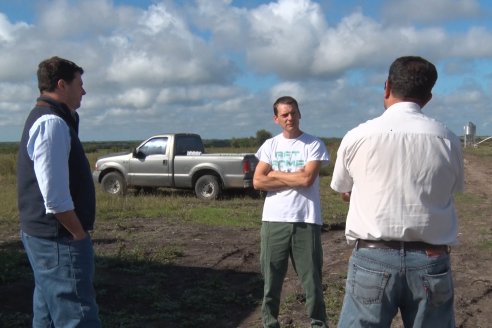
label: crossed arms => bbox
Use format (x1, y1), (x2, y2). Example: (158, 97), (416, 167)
(253, 160), (322, 191)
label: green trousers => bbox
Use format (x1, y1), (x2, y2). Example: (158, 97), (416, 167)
(260, 221), (328, 328)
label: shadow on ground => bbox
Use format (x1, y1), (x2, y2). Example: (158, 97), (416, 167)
(0, 239), (263, 328)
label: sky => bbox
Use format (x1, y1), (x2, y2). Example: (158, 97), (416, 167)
(1, 0), (491, 142)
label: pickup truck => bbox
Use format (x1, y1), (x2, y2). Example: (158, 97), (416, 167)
(92, 133), (258, 200)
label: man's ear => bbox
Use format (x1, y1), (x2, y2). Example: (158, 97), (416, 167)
(384, 80), (391, 99)
(57, 79), (66, 90)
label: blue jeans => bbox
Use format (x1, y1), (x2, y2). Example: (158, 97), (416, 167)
(337, 246), (454, 328)
(261, 222), (327, 328)
(21, 231), (101, 328)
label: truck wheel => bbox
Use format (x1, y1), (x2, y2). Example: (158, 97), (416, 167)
(194, 175), (221, 200)
(101, 172), (127, 195)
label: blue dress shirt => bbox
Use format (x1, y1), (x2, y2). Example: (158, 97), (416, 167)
(27, 114), (74, 214)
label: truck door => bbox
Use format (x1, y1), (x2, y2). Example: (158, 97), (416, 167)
(128, 137), (172, 187)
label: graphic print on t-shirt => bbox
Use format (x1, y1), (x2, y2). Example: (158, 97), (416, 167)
(272, 150), (305, 172)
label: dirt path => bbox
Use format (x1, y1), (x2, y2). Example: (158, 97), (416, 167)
(206, 152), (492, 327)
(452, 154), (492, 328)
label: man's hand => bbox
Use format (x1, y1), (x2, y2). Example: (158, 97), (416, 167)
(341, 192), (351, 202)
(253, 161), (288, 191)
(54, 210), (87, 240)
(72, 231), (88, 241)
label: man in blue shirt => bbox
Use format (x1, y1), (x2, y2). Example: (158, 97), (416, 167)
(17, 56), (101, 327)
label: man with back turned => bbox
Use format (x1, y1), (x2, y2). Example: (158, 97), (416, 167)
(331, 56), (464, 327)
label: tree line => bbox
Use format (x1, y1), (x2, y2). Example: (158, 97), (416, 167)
(0, 130), (342, 154)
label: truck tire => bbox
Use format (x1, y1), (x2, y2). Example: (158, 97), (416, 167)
(101, 172), (127, 195)
(194, 175), (221, 200)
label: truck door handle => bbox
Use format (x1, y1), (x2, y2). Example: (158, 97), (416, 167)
(163, 160), (168, 165)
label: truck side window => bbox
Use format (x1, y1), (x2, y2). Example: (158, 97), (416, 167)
(175, 135), (205, 155)
(140, 137), (168, 156)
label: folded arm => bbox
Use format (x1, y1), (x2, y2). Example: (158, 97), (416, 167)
(253, 160), (322, 191)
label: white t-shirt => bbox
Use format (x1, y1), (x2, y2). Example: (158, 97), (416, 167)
(256, 133), (330, 225)
(330, 102), (464, 245)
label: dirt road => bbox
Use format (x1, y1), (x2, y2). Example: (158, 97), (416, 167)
(451, 153), (492, 328)
(170, 152), (492, 327)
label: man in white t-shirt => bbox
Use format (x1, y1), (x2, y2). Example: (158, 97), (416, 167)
(254, 96), (330, 328)
(331, 56), (464, 327)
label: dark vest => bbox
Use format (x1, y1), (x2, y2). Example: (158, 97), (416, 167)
(17, 96), (95, 238)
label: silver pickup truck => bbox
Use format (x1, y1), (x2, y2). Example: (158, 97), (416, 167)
(92, 133), (258, 200)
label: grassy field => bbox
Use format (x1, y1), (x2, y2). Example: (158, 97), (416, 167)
(0, 140), (350, 327)
(2, 140), (491, 327)
(0, 141), (348, 239)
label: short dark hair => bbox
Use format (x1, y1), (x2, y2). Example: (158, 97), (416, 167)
(273, 96), (299, 116)
(37, 56), (84, 93)
(388, 56), (437, 101)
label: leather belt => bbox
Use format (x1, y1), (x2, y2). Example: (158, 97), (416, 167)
(356, 239), (450, 255)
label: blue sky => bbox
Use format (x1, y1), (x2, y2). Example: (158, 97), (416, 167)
(1, 0), (491, 141)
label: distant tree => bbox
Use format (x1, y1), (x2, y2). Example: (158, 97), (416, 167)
(203, 139), (231, 148)
(231, 138), (241, 148)
(255, 129), (272, 146)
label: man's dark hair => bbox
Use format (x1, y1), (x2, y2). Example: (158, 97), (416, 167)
(273, 96), (300, 116)
(37, 56), (84, 93)
(388, 56), (437, 101)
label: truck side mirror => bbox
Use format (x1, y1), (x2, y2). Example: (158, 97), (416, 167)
(133, 148), (146, 159)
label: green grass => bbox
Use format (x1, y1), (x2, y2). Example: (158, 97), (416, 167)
(3, 141), (490, 327)
(0, 155), (19, 239)
(188, 202), (261, 227)
(464, 139), (492, 158)
(324, 275), (346, 324)
(0, 143), (347, 327)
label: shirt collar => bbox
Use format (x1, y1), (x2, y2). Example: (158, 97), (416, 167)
(384, 102), (422, 115)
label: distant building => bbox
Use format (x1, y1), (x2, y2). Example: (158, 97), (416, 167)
(464, 122), (476, 147)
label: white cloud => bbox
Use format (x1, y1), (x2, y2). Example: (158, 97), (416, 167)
(0, 83), (36, 129)
(0, 0), (491, 141)
(192, 0), (249, 51)
(312, 12), (383, 75)
(246, 0), (325, 78)
(450, 27), (492, 57)
(115, 88), (156, 108)
(0, 12), (30, 43)
(270, 82), (306, 102)
(38, 0), (139, 38)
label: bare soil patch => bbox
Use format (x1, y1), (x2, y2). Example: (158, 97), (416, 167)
(451, 153), (492, 328)
(158, 152), (492, 327)
(1, 152), (491, 327)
